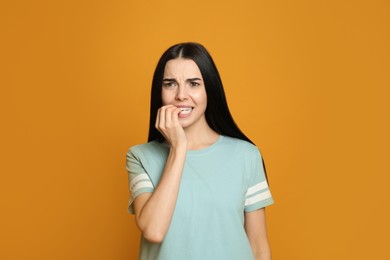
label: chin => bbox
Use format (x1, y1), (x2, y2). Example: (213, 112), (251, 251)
(179, 122), (191, 129)
(178, 118), (195, 129)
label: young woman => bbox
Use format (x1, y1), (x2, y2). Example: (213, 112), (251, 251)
(126, 42), (274, 260)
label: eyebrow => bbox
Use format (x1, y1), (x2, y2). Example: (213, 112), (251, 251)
(162, 77), (203, 82)
(187, 78), (202, 81)
(162, 78), (176, 82)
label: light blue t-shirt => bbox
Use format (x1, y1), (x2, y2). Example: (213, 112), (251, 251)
(126, 135), (274, 260)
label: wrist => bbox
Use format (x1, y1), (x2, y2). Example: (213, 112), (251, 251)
(171, 142), (187, 151)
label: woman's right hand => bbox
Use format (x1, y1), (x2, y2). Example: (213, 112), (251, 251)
(155, 105), (187, 149)
(136, 105), (188, 242)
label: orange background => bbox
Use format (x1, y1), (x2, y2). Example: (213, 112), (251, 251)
(1, 0), (389, 259)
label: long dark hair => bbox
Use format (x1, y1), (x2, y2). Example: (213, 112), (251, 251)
(147, 42), (269, 179)
(147, 42), (253, 143)
(148, 42), (268, 179)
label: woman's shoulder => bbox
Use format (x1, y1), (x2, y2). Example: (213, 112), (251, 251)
(127, 140), (168, 158)
(221, 135), (259, 152)
(220, 136), (264, 162)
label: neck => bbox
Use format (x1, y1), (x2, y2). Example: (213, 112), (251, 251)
(183, 118), (220, 150)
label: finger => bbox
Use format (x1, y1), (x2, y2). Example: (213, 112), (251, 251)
(171, 107), (181, 125)
(159, 106), (166, 130)
(155, 108), (161, 130)
(165, 106), (176, 127)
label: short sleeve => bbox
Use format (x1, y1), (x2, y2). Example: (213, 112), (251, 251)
(126, 148), (155, 214)
(244, 148), (274, 212)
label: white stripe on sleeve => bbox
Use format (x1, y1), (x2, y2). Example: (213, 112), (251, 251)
(245, 181), (269, 197)
(245, 190), (272, 206)
(130, 173), (150, 188)
(131, 181), (154, 194)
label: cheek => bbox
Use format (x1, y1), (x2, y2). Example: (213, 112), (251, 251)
(161, 90), (172, 105)
(192, 91), (207, 106)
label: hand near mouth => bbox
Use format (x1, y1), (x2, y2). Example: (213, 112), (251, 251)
(155, 105), (188, 149)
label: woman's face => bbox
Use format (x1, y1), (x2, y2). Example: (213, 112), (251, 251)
(161, 58), (208, 129)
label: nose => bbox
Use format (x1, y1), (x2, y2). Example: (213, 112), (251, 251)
(175, 85), (188, 101)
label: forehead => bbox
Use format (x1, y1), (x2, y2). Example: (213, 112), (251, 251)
(163, 58), (202, 78)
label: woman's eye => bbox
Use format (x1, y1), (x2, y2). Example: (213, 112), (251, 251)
(163, 82), (176, 88)
(190, 82), (200, 87)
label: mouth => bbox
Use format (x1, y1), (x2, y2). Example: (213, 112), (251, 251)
(178, 107), (193, 115)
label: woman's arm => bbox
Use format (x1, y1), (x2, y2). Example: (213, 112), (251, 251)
(133, 105), (187, 243)
(245, 208), (272, 260)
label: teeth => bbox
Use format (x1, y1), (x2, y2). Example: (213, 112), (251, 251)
(179, 107), (192, 115)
